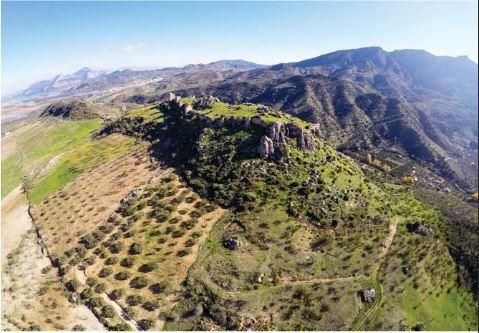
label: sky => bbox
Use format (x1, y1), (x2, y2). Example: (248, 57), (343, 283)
(1, 1), (478, 95)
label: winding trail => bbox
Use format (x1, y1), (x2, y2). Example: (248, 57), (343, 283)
(352, 217), (399, 330)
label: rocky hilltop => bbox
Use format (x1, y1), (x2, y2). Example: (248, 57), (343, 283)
(40, 100), (100, 120)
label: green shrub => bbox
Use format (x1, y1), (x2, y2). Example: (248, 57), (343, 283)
(101, 305), (115, 318)
(98, 267), (113, 278)
(129, 242), (143, 255)
(120, 257), (135, 268)
(86, 277), (98, 287)
(109, 289), (125, 301)
(99, 224), (114, 234)
(142, 301), (158, 311)
(138, 319), (153, 330)
(95, 283), (107, 294)
(130, 276), (149, 289)
(109, 242), (124, 254)
(115, 271), (132, 281)
(177, 249), (191, 257)
(84, 255), (96, 266)
(105, 256), (118, 265)
(88, 297), (103, 308)
(81, 234), (97, 249)
(80, 287), (94, 300)
(149, 283), (166, 294)
(172, 229), (186, 238)
(66, 279), (80, 292)
(112, 323), (131, 331)
(72, 324), (86, 331)
(139, 262), (158, 273)
(126, 295), (144, 306)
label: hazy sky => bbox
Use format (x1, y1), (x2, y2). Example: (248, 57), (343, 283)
(1, 1), (478, 94)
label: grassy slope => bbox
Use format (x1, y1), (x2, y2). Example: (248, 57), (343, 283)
(1, 119), (101, 197)
(28, 134), (135, 203)
(202, 102), (309, 127)
(1, 152), (23, 197)
(1, 117), (138, 204)
(366, 186), (477, 330)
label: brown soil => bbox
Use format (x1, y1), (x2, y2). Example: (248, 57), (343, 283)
(1, 186), (33, 263)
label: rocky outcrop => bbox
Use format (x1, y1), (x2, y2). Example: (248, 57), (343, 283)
(308, 123), (321, 136)
(361, 288), (376, 303)
(259, 136), (275, 159)
(194, 95), (220, 109)
(40, 100), (99, 120)
(286, 122), (316, 151)
(162, 94), (318, 160)
(268, 121), (287, 146)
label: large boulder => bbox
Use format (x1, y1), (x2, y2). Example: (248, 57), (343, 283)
(259, 135), (274, 159)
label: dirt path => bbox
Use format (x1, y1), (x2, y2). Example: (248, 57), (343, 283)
(352, 217), (399, 330)
(74, 268), (139, 331)
(1, 186), (32, 262)
(279, 275), (361, 285)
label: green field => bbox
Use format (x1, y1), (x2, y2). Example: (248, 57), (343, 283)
(1, 119), (102, 197)
(28, 134), (135, 203)
(1, 118), (138, 203)
(1, 152), (23, 197)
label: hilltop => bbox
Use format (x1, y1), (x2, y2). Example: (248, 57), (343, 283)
(40, 100), (100, 120)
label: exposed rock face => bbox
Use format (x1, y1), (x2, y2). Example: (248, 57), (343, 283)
(224, 237), (241, 250)
(361, 288), (376, 303)
(194, 95), (219, 109)
(259, 135), (274, 159)
(297, 128), (316, 151)
(160, 96), (317, 160)
(286, 122), (316, 151)
(268, 121), (287, 147)
(308, 123), (321, 137)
